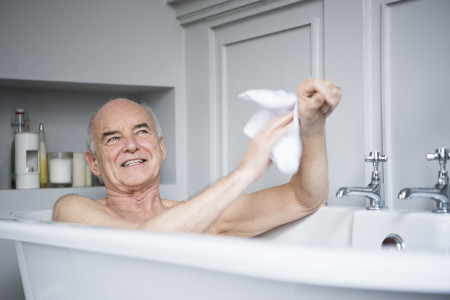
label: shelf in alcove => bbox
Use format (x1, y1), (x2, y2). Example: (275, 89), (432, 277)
(0, 78), (177, 190)
(0, 186), (106, 205)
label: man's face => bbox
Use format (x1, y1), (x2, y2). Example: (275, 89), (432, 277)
(87, 100), (166, 192)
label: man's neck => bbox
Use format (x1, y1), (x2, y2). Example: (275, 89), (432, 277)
(104, 184), (167, 224)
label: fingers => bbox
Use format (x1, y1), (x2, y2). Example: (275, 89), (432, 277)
(311, 93), (331, 116)
(239, 112), (294, 179)
(267, 111), (294, 130)
(299, 78), (342, 104)
(297, 78), (342, 114)
(253, 111), (293, 149)
(300, 90), (328, 117)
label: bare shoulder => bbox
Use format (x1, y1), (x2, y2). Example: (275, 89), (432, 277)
(52, 193), (106, 222)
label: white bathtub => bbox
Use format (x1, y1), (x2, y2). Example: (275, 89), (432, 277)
(0, 206), (449, 300)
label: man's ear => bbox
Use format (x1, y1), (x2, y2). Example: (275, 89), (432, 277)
(159, 137), (166, 161)
(85, 151), (101, 176)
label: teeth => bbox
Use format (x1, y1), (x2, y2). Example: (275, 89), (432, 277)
(122, 159), (144, 167)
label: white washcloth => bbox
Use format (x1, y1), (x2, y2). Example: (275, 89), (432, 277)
(239, 89), (301, 176)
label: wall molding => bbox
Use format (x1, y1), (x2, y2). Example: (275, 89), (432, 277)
(207, 1), (324, 181)
(168, 0), (309, 26)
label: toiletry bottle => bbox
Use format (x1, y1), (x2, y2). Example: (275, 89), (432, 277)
(38, 123), (48, 188)
(10, 108), (30, 189)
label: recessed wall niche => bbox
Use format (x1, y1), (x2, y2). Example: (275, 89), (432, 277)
(0, 79), (175, 190)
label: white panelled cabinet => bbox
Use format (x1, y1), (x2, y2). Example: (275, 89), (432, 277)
(171, 0), (450, 211)
(364, 0), (450, 210)
(170, 0), (367, 206)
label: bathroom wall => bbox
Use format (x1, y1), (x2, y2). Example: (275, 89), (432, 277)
(0, 0), (183, 86)
(178, 0), (450, 211)
(4, 0), (447, 212)
(178, 0), (367, 206)
(0, 1), (185, 299)
(378, 0), (450, 210)
(0, 0), (186, 198)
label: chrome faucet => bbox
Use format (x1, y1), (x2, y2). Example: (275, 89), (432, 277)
(398, 148), (449, 213)
(336, 151), (387, 210)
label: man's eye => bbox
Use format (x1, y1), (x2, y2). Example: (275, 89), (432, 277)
(138, 129), (149, 134)
(107, 136), (119, 143)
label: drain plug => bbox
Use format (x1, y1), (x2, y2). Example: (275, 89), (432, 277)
(381, 233), (405, 251)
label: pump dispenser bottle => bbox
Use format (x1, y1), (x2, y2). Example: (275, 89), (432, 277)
(10, 108), (30, 189)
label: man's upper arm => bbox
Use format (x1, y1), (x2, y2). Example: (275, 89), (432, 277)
(53, 194), (94, 223)
(209, 183), (316, 237)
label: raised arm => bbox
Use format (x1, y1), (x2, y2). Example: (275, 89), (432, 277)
(291, 78), (341, 207)
(208, 78), (342, 236)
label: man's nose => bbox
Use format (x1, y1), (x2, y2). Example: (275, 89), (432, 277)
(123, 136), (139, 152)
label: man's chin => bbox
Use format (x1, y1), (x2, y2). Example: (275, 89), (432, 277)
(120, 175), (155, 188)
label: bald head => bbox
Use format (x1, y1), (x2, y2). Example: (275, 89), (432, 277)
(87, 98), (163, 153)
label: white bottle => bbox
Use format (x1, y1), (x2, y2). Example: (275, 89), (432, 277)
(10, 108), (30, 189)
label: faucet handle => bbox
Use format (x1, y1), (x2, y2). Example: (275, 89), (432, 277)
(365, 151), (387, 182)
(427, 148), (450, 183)
(365, 151), (387, 164)
(426, 148), (450, 162)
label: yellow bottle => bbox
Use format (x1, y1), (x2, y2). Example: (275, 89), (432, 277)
(39, 123), (48, 188)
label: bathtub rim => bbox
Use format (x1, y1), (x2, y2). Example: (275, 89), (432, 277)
(1, 208), (450, 295)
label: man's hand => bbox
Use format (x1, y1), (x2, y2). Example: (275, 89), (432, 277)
(237, 111), (294, 180)
(297, 78), (342, 136)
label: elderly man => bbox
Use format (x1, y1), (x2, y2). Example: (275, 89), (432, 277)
(53, 78), (341, 237)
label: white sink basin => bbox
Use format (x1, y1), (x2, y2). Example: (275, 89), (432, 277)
(256, 206), (359, 247)
(257, 206), (450, 254)
(352, 210), (450, 254)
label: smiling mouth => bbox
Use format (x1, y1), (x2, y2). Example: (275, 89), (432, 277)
(122, 159), (146, 167)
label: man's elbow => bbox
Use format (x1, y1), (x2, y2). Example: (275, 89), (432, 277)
(300, 192), (328, 216)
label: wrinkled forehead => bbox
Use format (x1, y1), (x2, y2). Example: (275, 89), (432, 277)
(92, 100), (155, 137)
